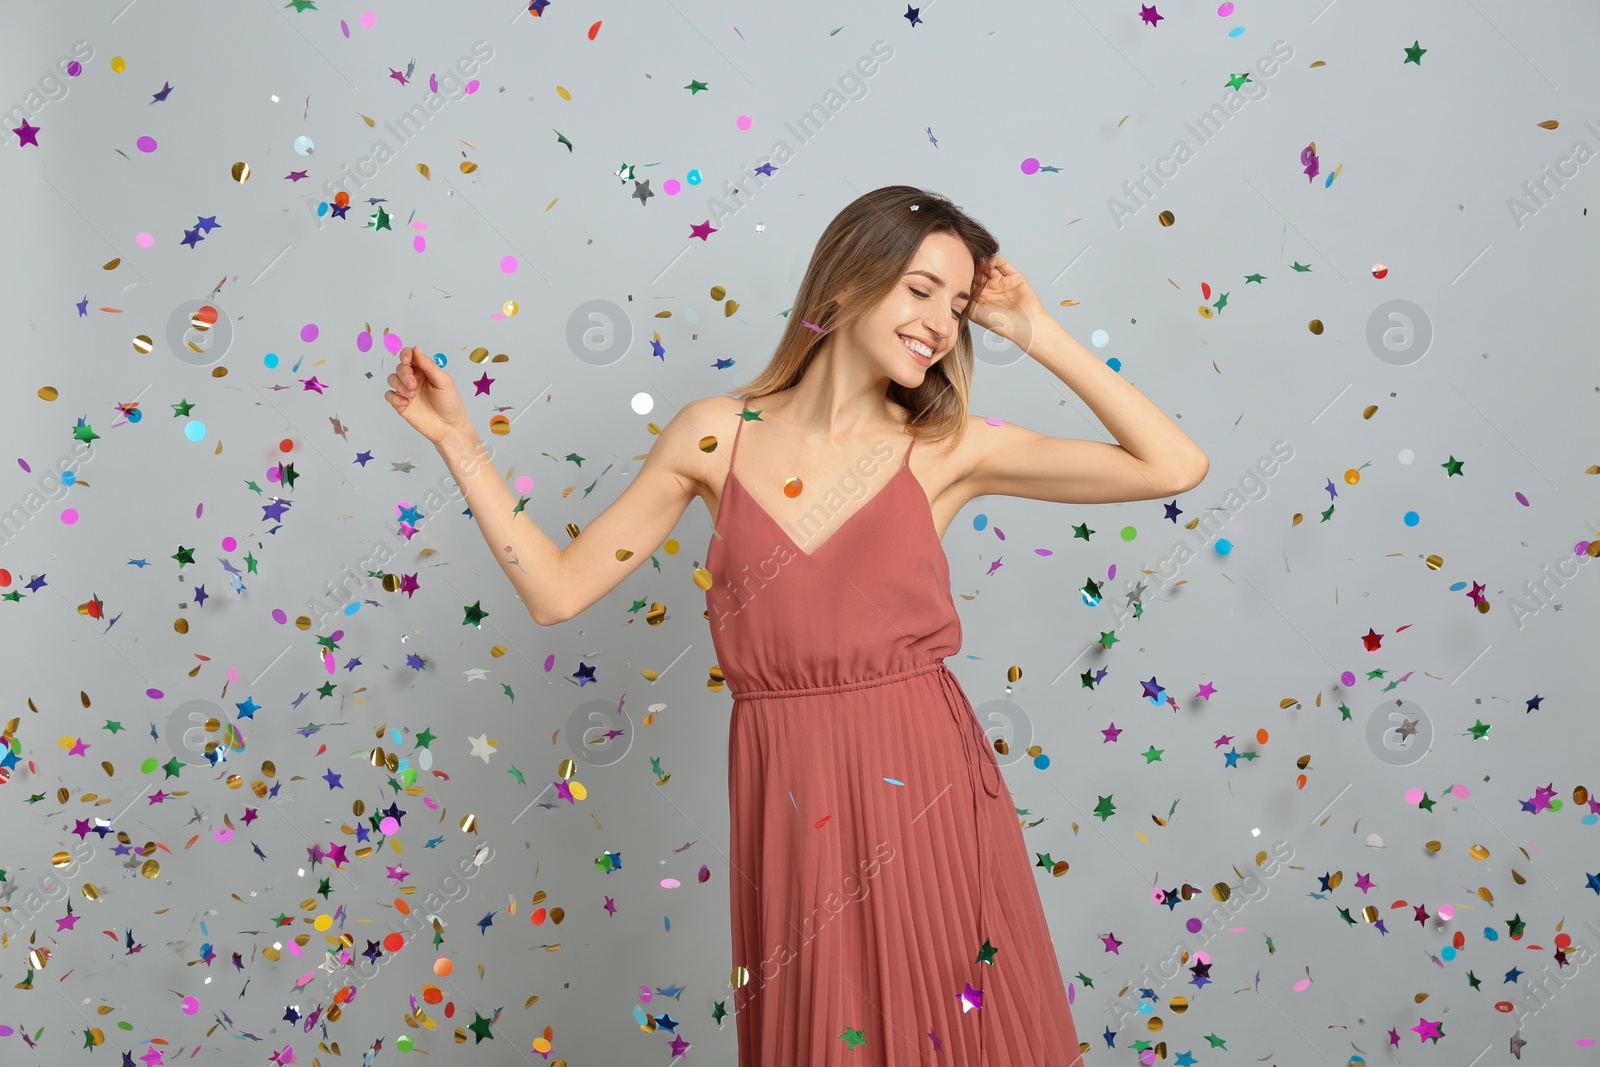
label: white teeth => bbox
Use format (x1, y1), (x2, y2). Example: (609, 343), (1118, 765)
(900, 336), (932, 358)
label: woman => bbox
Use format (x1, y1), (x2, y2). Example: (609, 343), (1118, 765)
(386, 185), (1208, 1064)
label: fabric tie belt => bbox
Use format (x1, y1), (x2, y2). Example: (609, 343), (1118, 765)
(732, 660), (1003, 1063)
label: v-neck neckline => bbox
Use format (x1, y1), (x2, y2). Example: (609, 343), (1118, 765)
(724, 459), (925, 559)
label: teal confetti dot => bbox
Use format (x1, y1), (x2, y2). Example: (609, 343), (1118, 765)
(1033, 754), (1050, 770)
(343, 600), (362, 615)
(1404, 511), (1419, 526)
(1215, 538), (1232, 555)
(973, 514), (988, 531)
(1106, 357), (1122, 372)
(128, 408), (142, 423)
(433, 353), (447, 368)
(264, 352), (279, 368)
(184, 420), (206, 442)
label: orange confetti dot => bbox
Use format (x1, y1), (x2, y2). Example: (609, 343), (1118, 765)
(1343, 468), (1360, 485)
(383, 932), (404, 952)
(422, 984), (444, 1004)
(394, 897), (411, 915)
(279, 438), (294, 453)
(433, 957), (452, 976)
(1255, 728), (1269, 744)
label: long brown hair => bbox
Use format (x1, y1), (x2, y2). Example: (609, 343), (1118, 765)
(728, 185), (999, 453)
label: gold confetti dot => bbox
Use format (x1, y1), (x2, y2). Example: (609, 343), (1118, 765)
(231, 161), (251, 183)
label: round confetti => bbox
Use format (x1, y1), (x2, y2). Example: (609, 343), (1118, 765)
(1020, 157), (1039, 175)
(181, 996), (199, 1015)
(184, 421), (206, 442)
(500, 255), (518, 273)
(61, 508), (79, 525)
(66, 61), (82, 77)
(221, 536), (237, 551)
(300, 323), (319, 343)
(1214, 538), (1232, 555)
(1403, 511), (1419, 526)
(136, 135), (157, 153)
(736, 114), (752, 130)
(264, 352), (279, 368)
(1340, 671), (1356, 687)
(136, 232), (154, 248)
(361, 10), (377, 27)
(111, 56), (126, 73)
(293, 135), (315, 155)
(434, 957), (452, 976)
(515, 476), (533, 494)
(380, 816), (399, 834)
(663, 178), (681, 196)
(384, 332), (404, 354)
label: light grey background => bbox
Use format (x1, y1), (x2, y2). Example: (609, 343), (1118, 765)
(3, 0), (1598, 1063)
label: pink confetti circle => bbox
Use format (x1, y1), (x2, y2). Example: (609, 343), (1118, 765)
(383, 332), (404, 354)
(136, 135), (157, 153)
(61, 508), (79, 525)
(300, 323), (319, 343)
(413, 236), (426, 253)
(271, 608), (288, 624)
(663, 179), (681, 196)
(361, 10), (377, 28)
(1340, 670), (1356, 687)
(146, 688), (164, 699)
(266, 466), (281, 484)
(380, 816), (399, 834)
(465, 79), (479, 94)
(500, 255), (518, 273)
(1404, 787), (1425, 805)
(66, 61), (81, 77)
(1219, 1), (1235, 14)
(136, 232), (154, 248)
(228, 666), (239, 683)
(1020, 157), (1039, 175)
(736, 114), (752, 131)
(221, 536), (237, 551)
(181, 996), (200, 1015)
(515, 475), (534, 494)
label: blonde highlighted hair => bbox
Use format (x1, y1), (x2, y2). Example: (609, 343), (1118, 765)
(728, 185), (999, 453)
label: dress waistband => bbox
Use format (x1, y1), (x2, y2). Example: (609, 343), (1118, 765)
(728, 660), (948, 701)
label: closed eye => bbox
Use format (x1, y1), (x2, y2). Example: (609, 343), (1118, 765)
(910, 286), (963, 319)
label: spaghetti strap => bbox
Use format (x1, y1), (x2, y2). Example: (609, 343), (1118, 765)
(728, 411), (745, 467)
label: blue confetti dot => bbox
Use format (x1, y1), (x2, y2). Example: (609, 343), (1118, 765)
(1448, 581), (1467, 592)
(1483, 927), (1499, 941)
(62, 470), (77, 486)
(1440, 945), (1457, 961)
(686, 169), (702, 185)
(343, 601), (362, 616)
(1404, 511), (1419, 526)
(973, 513), (988, 532)
(264, 352), (279, 368)
(184, 420), (206, 442)
(128, 408), (142, 423)
(1228, 26), (1245, 38)
(1105, 357), (1122, 372)
(1033, 753), (1050, 770)
(1215, 538), (1232, 555)
(433, 352), (448, 368)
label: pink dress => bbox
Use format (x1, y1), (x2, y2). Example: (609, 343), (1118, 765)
(705, 413), (1085, 1065)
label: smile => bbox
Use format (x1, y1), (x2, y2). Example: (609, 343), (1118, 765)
(899, 334), (934, 367)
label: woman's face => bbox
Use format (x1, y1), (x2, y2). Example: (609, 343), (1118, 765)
(846, 230), (977, 386)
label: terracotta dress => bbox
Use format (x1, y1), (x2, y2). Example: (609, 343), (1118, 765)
(705, 414), (1084, 1065)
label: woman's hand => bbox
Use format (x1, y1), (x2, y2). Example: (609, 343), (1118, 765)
(969, 255), (1048, 346)
(385, 347), (470, 445)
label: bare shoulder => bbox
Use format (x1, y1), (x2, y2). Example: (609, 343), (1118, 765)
(663, 395), (744, 494)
